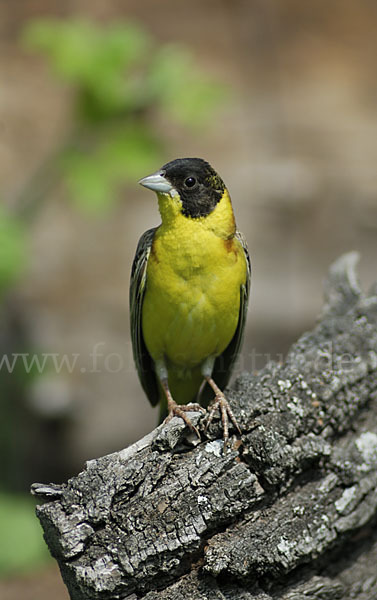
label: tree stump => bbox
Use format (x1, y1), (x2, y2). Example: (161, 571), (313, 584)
(32, 252), (377, 600)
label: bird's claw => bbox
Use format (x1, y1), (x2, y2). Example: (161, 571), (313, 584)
(165, 400), (205, 438)
(205, 393), (242, 450)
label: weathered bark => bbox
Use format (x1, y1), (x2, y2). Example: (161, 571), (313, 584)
(32, 252), (377, 600)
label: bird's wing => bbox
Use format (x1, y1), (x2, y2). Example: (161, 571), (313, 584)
(129, 227), (160, 406)
(209, 230), (251, 397)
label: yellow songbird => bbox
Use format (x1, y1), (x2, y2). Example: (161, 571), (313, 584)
(130, 158), (250, 445)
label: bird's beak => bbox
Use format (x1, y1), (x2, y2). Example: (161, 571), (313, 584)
(138, 171), (173, 194)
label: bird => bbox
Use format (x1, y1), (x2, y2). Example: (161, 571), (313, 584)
(130, 157), (250, 447)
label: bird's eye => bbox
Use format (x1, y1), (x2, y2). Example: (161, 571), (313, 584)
(184, 177), (196, 188)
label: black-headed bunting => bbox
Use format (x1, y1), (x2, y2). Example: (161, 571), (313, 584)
(130, 158), (250, 448)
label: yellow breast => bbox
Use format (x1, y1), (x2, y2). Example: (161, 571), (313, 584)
(141, 190), (247, 368)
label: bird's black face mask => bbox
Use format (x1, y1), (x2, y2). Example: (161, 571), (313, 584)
(161, 157), (226, 218)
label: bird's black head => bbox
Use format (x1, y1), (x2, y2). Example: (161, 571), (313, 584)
(160, 158), (226, 218)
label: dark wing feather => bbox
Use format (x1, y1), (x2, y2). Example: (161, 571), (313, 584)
(129, 227), (159, 406)
(201, 230), (251, 404)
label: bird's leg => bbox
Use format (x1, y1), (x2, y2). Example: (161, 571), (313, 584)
(160, 379), (204, 437)
(203, 369), (242, 449)
(156, 360), (204, 437)
(205, 376), (242, 441)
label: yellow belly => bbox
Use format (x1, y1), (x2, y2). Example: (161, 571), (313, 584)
(142, 226), (246, 370)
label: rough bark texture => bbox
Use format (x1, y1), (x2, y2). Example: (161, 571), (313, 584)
(32, 252), (377, 600)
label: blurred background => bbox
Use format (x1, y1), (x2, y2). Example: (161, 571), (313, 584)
(0, 0), (377, 597)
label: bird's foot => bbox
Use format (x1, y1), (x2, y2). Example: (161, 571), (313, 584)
(164, 399), (205, 438)
(205, 391), (242, 450)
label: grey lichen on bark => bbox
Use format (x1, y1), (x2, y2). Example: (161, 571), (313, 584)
(32, 252), (377, 600)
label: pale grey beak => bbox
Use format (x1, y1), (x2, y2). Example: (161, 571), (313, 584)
(138, 170), (173, 194)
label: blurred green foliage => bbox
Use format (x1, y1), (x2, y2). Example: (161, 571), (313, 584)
(0, 207), (26, 296)
(0, 494), (50, 576)
(61, 124), (161, 213)
(24, 21), (150, 119)
(23, 19), (227, 213)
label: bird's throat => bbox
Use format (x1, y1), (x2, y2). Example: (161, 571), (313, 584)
(157, 188), (236, 240)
